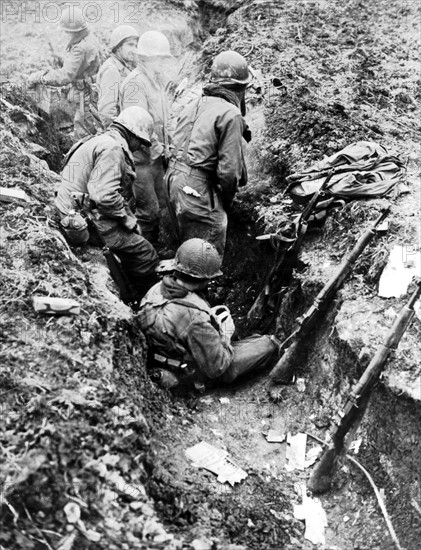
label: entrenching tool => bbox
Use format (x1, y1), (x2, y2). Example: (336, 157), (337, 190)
(308, 277), (421, 493)
(247, 169), (335, 331)
(269, 205), (391, 385)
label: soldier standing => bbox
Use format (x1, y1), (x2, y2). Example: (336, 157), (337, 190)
(166, 51), (251, 257)
(120, 31), (173, 245)
(27, 5), (101, 141)
(97, 25), (140, 128)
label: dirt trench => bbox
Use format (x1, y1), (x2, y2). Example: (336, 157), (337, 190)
(1, 1), (421, 550)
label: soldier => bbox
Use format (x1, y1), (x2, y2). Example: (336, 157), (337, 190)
(55, 106), (160, 299)
(27, 5), (101, 141)
(138, 238), (281, 392)
(166, 51), (251, 258)
(120, 31), (173, 245)
(97, 25), (140, 128)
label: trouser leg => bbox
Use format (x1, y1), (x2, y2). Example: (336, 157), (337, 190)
(133, 158), (164, 243)
(94, 218), (159, 298)
(221, 335), (278, 383)
(168, 172), (228, 257)
(72, 90), (99, 142)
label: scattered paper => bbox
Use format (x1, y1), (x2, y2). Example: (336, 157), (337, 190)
(296, 378), (306, 392)
(378, 245), (421, 298)
(0, 187), (30, 204)
(294, 484), (328, 545)
(349, 437), (363, 454)
(286, 433), (307, 471)
(185, 442), (247, 486)
(219, 397), (230, 404)
(266, 429), (286, 443)
(305, 445), (323, 468)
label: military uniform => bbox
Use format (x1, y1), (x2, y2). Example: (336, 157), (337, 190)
(138, 276), (278, 388)
(38, 30), (102, 140)
(166, 85), (248, 257)
(55, 128), (159, 296)
(97, 54), (132, 128)
(120, 64), (170, 242)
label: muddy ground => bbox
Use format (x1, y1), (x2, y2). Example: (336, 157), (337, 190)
(1, 1), (420, 549)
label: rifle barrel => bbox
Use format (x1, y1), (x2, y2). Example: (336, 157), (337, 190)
(269, 207), (390, 384)
(309, 278), (421, 493)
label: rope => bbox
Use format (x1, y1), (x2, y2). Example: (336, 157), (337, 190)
(306, 432), (405, 550)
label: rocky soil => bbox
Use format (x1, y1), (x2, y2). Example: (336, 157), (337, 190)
(1, 1), (420, 550)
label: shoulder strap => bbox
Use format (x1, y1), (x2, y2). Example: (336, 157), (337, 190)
(62, 134), (95, 170)
(173, 98), (202, 163)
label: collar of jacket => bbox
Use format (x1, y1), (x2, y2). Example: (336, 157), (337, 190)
(107, 127), (134, 164)
(66, 28), (90, 50)
(202, 84), (241, 109)
(111, 53), (133, 72)
(161, 275), (189, 300)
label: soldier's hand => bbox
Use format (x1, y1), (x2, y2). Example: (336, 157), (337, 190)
(27, 71), (43, 89)
(121, 214), (139, 233)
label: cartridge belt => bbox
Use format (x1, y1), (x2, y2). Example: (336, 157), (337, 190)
(169, 160), (214, 183)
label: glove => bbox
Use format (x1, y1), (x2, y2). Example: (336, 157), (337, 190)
(27, 71), (45, 89)
(121, 214), (139, 233)
(211, 305), (236, 344)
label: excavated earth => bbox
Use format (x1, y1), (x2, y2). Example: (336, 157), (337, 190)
(1, 1), (420, 549)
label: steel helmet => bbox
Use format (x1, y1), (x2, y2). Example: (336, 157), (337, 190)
(115, 107), (154, 146)
(174, 239), (222, 280)
(210, 51), (251, 87)
(137, 31), (172, 57)
(110, 25), (140, 52)
(59, 6), (87, 33)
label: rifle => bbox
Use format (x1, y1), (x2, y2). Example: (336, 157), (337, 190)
(308, 278), (421, 493)
(269, 206), (391, 384)
(71, 193), (139, 307)
(247, 169), (335, 330)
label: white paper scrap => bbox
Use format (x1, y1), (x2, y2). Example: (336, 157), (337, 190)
(305, 445), (323, 468)
(285, 433), (307, 471)
(266, 429), (286, 443)
(185, 442), (247, 486)
(378, 245), (421, 298)
(294, 484), (328, 545)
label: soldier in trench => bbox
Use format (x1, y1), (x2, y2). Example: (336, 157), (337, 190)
(165, 50), (251, 258)
(54, 106), (160, 299)
(138, 238), (281, 392)
(27, 5), (102, 141)
(96, 25), (140, 128)
(120, 31), (174, 247)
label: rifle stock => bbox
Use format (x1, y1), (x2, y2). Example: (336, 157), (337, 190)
(308, 278), (421, 493)
(269, 206), (390, 384)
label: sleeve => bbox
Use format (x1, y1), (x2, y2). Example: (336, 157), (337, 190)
(184, 317), (234, 379)
(216, 112), (247, 209)
(120, 78), (149, 112)
(42, 45), (84, 86)
(87, 145), (126, 219)
(97, 65), (120, 127)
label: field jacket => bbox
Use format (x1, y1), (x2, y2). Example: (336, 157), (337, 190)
(138, 276), (234, 379)
(97, 54), (132, 127)
(120, 63), (170, 147)
(41, 31), (101, 90)
(170, 87), (248, 208)
(55, 129), (136, 219)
